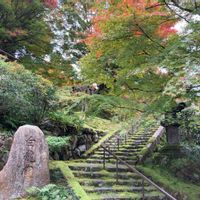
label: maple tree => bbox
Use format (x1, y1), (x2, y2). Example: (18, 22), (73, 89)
(81, 0), (199, 121)
(0, 0), (58, 58)
(81, 0), (176, 97)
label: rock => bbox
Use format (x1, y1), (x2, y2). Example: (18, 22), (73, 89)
(0, 125), (49, 200)
(74, 145), (87, 157)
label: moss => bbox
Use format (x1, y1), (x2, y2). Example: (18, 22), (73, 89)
(140, 147), (148, 155)
(84, 129), (121, 156)
(83, 116), (121, 132)
(147, 136), (156, 144)
(89, 192), (140, 199)
(119, 192), (140, 198)
(137, 165), (200, 200)
(49, 161), (91, 200)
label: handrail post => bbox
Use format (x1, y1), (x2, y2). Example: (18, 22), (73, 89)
(125, 133), (127, 145)
(108, 146), (110, 161)
(132, 125), (134, 134)
(117, 136), (120, 151)
(103, 147), (106, 169)
(116, 158), (119, 184)
(142, 179), (145, 199)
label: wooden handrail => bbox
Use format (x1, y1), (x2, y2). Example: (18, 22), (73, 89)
(100, 144), (177, 200)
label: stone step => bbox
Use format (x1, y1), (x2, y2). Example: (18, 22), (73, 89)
(94, 145), (145, 154)
(89, 154), (138, 162)
(93, 150), (139, 156)
(88, 191), (165, 200)
(71, 170), (141, 180)
(119, 145), (145, 150)
(85, 158), (137, 165)
(84, 185), (156, 193)
(126, 138), (150, 143)
(96, 148), (141, 154)
(69, 164), (132, 173)
(78, 178), (149, 187)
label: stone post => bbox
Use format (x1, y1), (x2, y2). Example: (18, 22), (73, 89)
(165, 124), (180, 145)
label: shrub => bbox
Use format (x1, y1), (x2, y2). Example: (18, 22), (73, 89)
(27, 184), (78, 200)
(49, 110), (84, 131)
(46, 136), (70, 153)
(0, 60), (55, 128)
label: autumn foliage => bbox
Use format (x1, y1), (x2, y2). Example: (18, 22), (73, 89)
(44, 0), (58, 8)
(84, 0), (177, 46)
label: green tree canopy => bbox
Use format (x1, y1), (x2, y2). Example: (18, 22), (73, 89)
(0, 0), (53, 57)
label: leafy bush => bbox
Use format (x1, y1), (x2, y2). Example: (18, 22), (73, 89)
(0, 60), (55, 128)
(169, 158), (200, 184)
(46, 136), (70, 153)
(49, 110), (84, 130)
(27, 184), (78, 200)
(178, 107), (200, 145)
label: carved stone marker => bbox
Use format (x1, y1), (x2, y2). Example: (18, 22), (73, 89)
(0, 125), (50, 200)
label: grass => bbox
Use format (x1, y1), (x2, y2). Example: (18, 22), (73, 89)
(137, 165), (200, 200)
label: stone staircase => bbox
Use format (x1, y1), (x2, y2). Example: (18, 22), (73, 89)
(65, 122), (169, 200)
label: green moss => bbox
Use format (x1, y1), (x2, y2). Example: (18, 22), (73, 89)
(147, 136), (156, 144)
(89, 192), (140, 199)
(49, 161), (91, 200)
(84, 129), (121, 156)
(140, 147), (148, 155)
(137, 165), (200, 200)
(83, 116), (121, 132)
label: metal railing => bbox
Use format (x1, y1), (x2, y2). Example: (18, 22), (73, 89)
(100, 144), (177, 200)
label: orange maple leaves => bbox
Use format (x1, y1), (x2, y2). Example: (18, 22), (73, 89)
(83, 0), (177, 46)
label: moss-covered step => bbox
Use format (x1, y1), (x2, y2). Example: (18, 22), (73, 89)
(88, 191), (165, 200)
(68, 163), (134, 173)
(71, 170), (142, 180)
(49, 161), (91, 200)
(77, 178), (150, 187)
(85, 158), (137, 165)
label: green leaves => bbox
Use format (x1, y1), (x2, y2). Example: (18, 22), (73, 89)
(0, 60), (55, 128)
(46, 136), (70, 153)
(27, 184), (78, 200)
(0, 0), (51, 56)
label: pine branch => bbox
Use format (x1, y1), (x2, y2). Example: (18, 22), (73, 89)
(124, 83), (163, 93)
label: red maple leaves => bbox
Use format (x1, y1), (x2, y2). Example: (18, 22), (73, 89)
(157, 22), (177, 38)
(43, 0), (58, 8)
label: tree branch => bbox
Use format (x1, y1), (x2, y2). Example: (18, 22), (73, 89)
(124, 83), (163, 93)
(170, 0), (193, 13)
(136, 23), (165, 49)
(163, 0), (190, 23)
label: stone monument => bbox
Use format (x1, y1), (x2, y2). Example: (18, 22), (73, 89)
(0, 125), (50, 200)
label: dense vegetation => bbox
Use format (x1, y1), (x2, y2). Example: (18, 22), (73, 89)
(0, 0), (199, 199)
